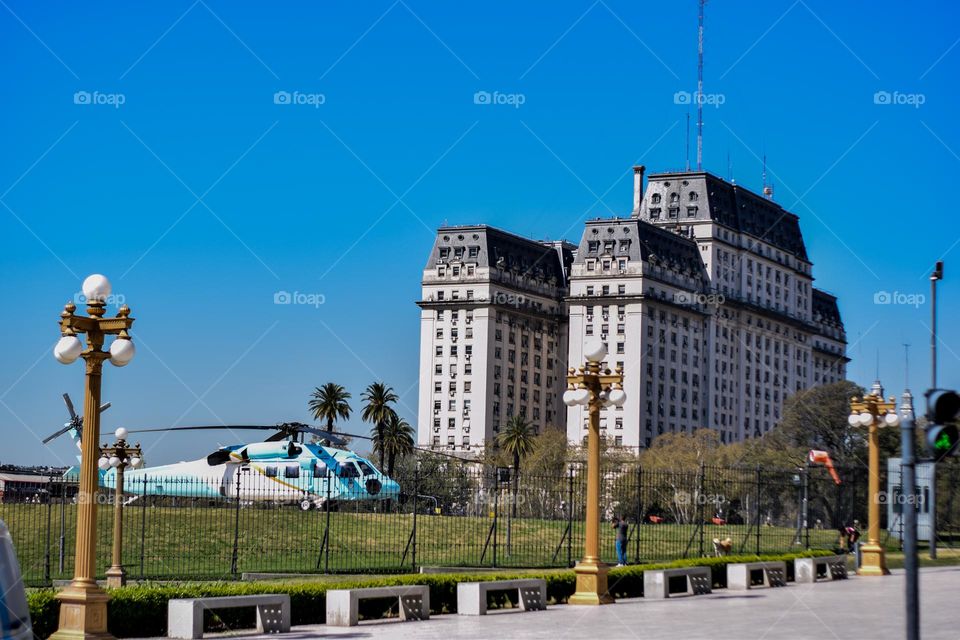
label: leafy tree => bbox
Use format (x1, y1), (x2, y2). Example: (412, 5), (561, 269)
(308, 383), (351, 445)
(767, 381), (865, 469)
(361, 382), (399, 470)
(497, 415), (536, 517)
(377, 413), (415, 478)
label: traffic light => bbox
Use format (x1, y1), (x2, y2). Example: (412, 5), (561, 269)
(925, 389), (960, 462)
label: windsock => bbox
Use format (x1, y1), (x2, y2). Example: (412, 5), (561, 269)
(808, 449), (841, 485)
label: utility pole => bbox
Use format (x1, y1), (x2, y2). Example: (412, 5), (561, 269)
(929, 260), (943, 560)
(901, 408), (919, 640)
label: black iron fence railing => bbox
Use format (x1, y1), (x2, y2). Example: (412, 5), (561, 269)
(2, 460), (956, 586)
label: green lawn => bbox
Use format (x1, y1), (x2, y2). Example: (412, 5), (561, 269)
(1, 501), (850, 586)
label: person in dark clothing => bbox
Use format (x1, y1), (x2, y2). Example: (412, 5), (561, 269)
(612, 515), (629, 566)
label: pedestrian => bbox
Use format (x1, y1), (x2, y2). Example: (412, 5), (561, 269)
(612, 515), (629, 566)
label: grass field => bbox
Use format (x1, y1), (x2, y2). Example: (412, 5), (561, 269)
(0, 501), (856, 586)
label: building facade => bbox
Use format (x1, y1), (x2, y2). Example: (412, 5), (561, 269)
(416, 226), (575, 453)
(416, 168), (848, 453)
(565, 168), (848, 449)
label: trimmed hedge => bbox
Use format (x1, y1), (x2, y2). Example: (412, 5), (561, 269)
(28, 550), (838, 638)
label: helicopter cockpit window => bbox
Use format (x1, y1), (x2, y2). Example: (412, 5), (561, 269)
(357, 461), (375, 476)
(338, 463), (360, 478)
(284, 465), (299, 479)
(264, 466), (278, 478)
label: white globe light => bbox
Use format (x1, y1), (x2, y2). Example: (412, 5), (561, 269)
(115, 427), (128, 440)
(109, 338), (135, 366)
(53, 335), (83, 364)
(885, 413), (901, 427)
(584, 340), (608, 362)
(859, 412), (874, 427)
(109, 455), (121, 468)
(81, 274), (112, 303)
(97, 457), (111, 470)
(608, 388), (627, 407)
(563, 390), (580, 407)
(575, 388), (592, 405)
(129, 457), (142, 469)
(847, 413), (860, 427)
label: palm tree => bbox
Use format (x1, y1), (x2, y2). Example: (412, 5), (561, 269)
(376, 413), (415, 478)
(361, 382), (398, 470)
(497, 415), (537, 518)
(308, 384), (352, 444)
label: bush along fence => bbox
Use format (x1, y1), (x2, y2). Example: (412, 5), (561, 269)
(3, 457), (943, 587)
(27, 550), (839, 639)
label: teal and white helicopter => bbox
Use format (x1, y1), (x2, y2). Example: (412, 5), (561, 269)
(44, 398), (400, 510)
(121, 422), (400, 510)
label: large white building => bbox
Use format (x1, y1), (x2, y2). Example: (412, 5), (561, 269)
(416, 167), (848, 453)
(416, 226), (575, 453)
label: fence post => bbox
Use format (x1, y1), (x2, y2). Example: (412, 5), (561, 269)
(58, 477), (66, 575)
(698, 463), (706, 557)
(44, 475), (53, 584)
(567, 465), (574, 567)
(492, 470), (499, 568)
(411, 465), (419, 570)
(139, 475), (147, 579)
(634, 465), (642, 564)
(323, 471), (331, 573)
(230, 471), (241, 577)
(755, 464), (762, 556)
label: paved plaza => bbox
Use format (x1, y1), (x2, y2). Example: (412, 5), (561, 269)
(159, 566), (959, 640)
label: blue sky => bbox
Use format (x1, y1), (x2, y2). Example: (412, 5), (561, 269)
(1, 0), (958, 466)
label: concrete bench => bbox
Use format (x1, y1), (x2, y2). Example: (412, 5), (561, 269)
(325, 585), (430, 627)
(167, 594), (290, 639)
(795, 555), (848, 583)
(727, 561), (787, 590)
(643, 566), (712, 599)
(457, 579), (547, 615)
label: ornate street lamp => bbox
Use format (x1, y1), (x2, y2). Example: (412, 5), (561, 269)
(848, 385), (898, 576)
(563, 339), (626, 605)
(99, 427), (143, 588)
(51, 274), (135, 640)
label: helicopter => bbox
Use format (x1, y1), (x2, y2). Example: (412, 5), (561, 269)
(44, 415), (400, 510)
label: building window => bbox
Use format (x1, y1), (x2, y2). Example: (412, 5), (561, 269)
(687, 206), (698, 217)
(650, 208), (661, 219)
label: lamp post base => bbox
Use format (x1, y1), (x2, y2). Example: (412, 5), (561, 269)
(105, 566), (126, 589)
(568, 561), (615, 605)
(50, 582), (114, 640)
(857, 543), (890, 576)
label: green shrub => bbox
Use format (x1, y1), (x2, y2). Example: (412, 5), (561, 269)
(27, 550), (837, 638)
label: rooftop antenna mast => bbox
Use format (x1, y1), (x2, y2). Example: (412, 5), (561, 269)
(903, 343), (910, 390)
(762, 153), (774, 199)
(696, 0), (705, 171)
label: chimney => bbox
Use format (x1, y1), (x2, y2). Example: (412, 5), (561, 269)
(632, 165), (646, 215)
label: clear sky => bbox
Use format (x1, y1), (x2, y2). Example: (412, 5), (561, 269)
(1, 0), (958, 467)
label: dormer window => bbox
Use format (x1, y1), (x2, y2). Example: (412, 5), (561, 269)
(670, 192), (679, 203)
(650, 208), (661, 219)
(689, 191), (698, 201)
(651, 193), (662, 204)
(687, 206), (698, 217)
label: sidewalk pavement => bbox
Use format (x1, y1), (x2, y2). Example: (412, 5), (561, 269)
(152, 566), (960, 640)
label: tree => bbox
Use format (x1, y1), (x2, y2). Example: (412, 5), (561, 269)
(497, 415), (536, 518)
(768, 381), (865, 470)
(308, 383), (351, 445)
(361, 382), (398, 470)
(376, 413), (415, 478)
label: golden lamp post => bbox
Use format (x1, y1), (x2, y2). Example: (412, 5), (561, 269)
(563, 339), (626, 605)
(51, 274), (136, 640)
(99, 428), (143, 588)
(848, 382), (899, 577)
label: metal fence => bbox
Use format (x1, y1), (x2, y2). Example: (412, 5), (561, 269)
(3, 458), (956, 587)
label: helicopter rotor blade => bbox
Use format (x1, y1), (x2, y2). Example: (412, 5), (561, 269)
(42, 424), (74, 444)
(63, 394), (77, 420)
(127, 425), (283, 434)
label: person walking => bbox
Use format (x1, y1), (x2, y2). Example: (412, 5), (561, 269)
(613, 515), (629, 566)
